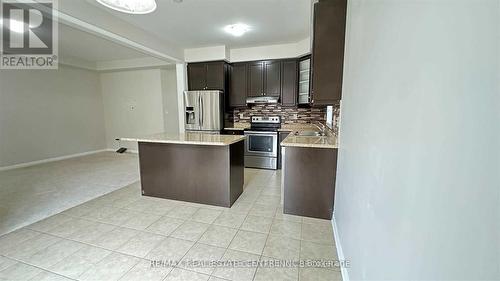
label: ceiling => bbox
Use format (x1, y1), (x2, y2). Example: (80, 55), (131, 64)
(58, 24), (151, 63)
(86, 0), (312, 49)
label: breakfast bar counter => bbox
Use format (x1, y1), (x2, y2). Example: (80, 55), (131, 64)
(121, 132), (245, 146)
(121, 132), (245, 208)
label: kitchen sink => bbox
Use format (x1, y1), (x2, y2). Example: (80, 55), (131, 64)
(294, 131), (325, 137)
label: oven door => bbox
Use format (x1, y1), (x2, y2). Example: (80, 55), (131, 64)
(244, 131), (278, 157)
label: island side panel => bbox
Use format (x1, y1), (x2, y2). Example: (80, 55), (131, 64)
(283, 147), (338, 219)
(229, 141), (244, 205)
(138, 142), (232, 207)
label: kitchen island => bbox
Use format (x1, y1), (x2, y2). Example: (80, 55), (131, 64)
(121, 132), (245, 207)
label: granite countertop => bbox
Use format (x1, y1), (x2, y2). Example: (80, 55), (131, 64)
(281, 133), (338, 149)
(223, 122), (338, 149)
(121, 132), (245, 146)
(278, 123), (319, 132)
(224, 123), (250, 130)
(280, 124), (338, 149)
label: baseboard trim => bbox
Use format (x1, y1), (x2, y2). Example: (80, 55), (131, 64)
(332, 214), (350, 281)
(0, 149), (108, 171)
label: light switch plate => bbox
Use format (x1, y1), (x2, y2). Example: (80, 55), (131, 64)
(326, 106), (333, 126)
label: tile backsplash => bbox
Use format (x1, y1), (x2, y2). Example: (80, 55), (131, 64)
(230, 103), (340, 126)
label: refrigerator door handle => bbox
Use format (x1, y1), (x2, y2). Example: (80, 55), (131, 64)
(199, 93), (201, 128)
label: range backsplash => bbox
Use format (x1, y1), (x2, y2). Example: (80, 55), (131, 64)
(230, 103), (339, 124)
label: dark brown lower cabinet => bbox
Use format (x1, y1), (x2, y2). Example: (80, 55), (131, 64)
(138, 141), (244, 207)
(283, 146), (337, 219)
(278, 131), (292, 169)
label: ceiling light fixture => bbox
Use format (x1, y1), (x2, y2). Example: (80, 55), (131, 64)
(96, 0), (157, 14)
(224, 23), (251, 37)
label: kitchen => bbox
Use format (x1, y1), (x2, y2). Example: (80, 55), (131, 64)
(122, 0), (344, 220)
(0, 0), (497, 280)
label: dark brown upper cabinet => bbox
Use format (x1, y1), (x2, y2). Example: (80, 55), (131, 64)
(247, 61), (282, 97)
(206, 62), (225, 90)
(310, 0), (347, 106)
(248, 62), (264, 97)
(281, 60), (298, 107)
(187, 61), (228, 91)
(187, 64), (207, 91)
(264, 61), (281, 97)
(229, 63), (248, 107)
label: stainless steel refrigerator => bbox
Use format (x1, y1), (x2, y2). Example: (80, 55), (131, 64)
(184, 90), (223, 132)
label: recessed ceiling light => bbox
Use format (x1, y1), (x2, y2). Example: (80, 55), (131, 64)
(96, 0), (157, 14)
(224, 23), (251, 37)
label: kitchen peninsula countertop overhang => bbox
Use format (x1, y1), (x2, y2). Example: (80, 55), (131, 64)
(121, 132), (245, 146)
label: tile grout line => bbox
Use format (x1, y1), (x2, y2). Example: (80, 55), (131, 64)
(10, 228), (194, 280)
(298, 221), (304, 281)
(249, 174), (275, 281)
(207, 175), (277, 280)
(0, 253), (80, 281)
(1, 169), (334, 281)
(158, 210), (222, 281)
(210, 195), (258, 280)
(167, 226), (220, 279)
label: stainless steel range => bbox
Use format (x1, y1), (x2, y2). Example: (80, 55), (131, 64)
(244, 116), (281, 170)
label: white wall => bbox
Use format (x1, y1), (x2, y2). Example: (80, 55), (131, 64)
(100, 69), (165, 150)
(176, 63), (187, 133)
(0, 65), (106, 167)
(161, 68), (179, 133)
(58, 0), (183, 62)
(334, 0), (499, 280)
(229, 38), (310, 62)
(96, 57), (171, 72)
(183, 39), (311, 63)
(184, 46), (229, 62)
(0, 64), (178, 166)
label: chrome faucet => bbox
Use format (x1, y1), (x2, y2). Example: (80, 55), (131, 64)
(311, 122), (327, 136)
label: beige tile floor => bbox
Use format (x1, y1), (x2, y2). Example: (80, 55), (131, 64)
(0, 155), (341, 281)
